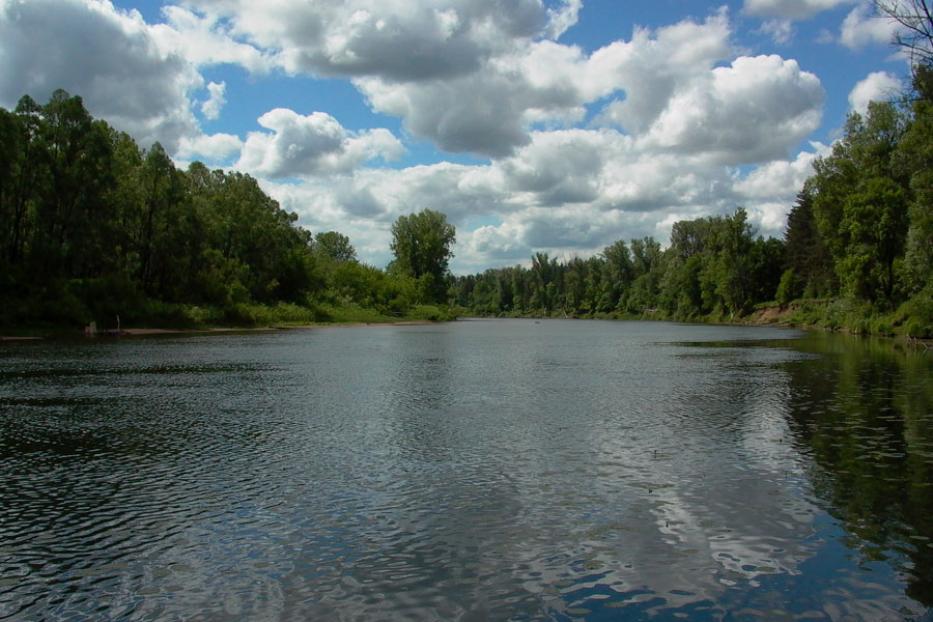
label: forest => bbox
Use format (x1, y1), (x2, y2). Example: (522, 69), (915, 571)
(0, 67), (931, 336)
(0, 90), (456, 330)
(455, 66), (933, 338)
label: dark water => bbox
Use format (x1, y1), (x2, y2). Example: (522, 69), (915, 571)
(1, 320), (932, 621)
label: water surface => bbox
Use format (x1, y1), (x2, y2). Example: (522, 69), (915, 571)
(1, 320), (931, 620)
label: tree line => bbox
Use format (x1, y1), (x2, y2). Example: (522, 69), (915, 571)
(0, 90), (456, 329)
(1, 66), (930, 335)
(454, 67), (933, 337)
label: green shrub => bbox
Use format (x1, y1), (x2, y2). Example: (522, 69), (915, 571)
(775, 269), (801, 307)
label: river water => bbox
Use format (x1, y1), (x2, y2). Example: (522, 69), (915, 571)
(1, 320), (931, 621)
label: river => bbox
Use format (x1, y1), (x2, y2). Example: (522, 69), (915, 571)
(1, 320), (931, 620)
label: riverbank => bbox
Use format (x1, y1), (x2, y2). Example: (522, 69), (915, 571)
(739, 297), (933, 341)
(0, 301), (456, 341)
(1, 318), (444, 341)
(7, 297), (932, 346)
(461, 294), (933, 346)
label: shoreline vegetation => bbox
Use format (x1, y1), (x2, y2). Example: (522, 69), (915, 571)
(450, 65), (933, 344)
(2, 67), (932, 343)
(4, 306), (932, 345)
(0, 89), (459, 338)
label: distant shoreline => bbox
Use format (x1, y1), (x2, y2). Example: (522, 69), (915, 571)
(0, 319), (441, 341)
(4, 311), (932, 348)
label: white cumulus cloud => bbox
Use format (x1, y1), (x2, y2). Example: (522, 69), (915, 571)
(848, 70), (902, 114)
(150, 5), (275, 73)
(236, 108), (404, 178)
(180, 0), (571, 80)
(639, 55), (824, 164)
(839, 3), (900, 49)
(0, 0), (202, 151)
(175, 131), (243, 162)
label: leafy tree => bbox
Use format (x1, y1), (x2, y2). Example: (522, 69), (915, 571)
(315, 231), (357, 262)
(895, 65), (933, 294)
(389, 209), (456, 303)
(749, 235), (786, 304)
(785, 188), (834, 297)
(837, 176), (909, 302)
(812, 103), (906, 268)
(810, 101), (910, 304)
(601, 240), (633, 310)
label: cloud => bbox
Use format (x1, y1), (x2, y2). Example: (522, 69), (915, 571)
(743, 0), (855, 20)
(757, 19), (794, 44)
(150, 5), (275, 73)
(848, 71), (902, 114)
(257, 125), (825, 271)
(356, 11), (734, 157)
(172, 3), (733, 158)
(639, 55), (824, 164)
(0, 0), (202, 151)
(261, 161), (510, 265)
(0, 1), (835, 273)
(839, 3), (900, 49)
(546, 0), (583, 39)
(734, 144), (829, 200)
(201, 81), (226, 120)
(175, 131), (243, 162)
(498, 130), (609, 206)
(181, 0), (568, 81)
(592, 12), (734, 135)
(236, 108), (404, 178)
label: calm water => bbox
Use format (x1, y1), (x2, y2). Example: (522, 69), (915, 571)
(1, 320), (932, 621)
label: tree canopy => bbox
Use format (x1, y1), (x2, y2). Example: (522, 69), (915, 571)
(0, 91), (451, 328)
(389, 209), (456, 303)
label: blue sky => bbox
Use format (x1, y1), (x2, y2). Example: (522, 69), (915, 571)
(0, 0), (910, 271)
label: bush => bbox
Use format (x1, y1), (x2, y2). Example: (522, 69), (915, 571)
(899, 290), (933, 338)
(775, 269), (800, 307)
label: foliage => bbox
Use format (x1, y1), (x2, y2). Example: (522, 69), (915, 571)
(314, 231), (357, 263)
(0, 91), (454, 330)
(1, 82), (930, 338)
(454, 209), (788, 323)
(389, 209), (456, 303)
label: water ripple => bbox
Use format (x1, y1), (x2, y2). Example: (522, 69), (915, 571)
(1, 322), (931, 620)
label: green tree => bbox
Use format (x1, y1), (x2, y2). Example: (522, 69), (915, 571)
(895, 65), (933, 295)
(389, 209), (456, 303)
(811, 102), (907, 271)
(837, 176), (909, 302)
(785, 188), (835, 297)
(314, 231), (357, 262)
(601, 240), (633, 311)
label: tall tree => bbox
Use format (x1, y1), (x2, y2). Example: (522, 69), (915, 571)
(837, 176), (909, 301)
(389, 209), (455, 303)
(785, 189), (834, 297)
(314, 231), (357, 262)
(895, 64), (933, 294)
(811, 101), (909, 303)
